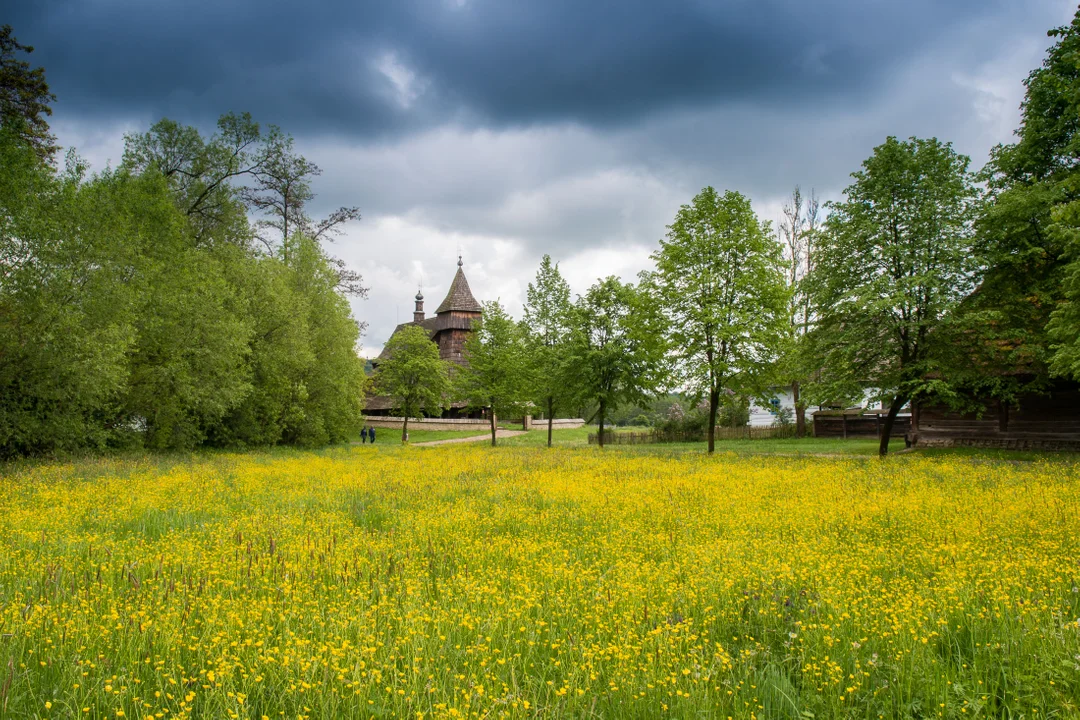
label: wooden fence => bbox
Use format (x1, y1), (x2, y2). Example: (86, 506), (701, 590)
(811, 413), (911, 439)
(588, 425), (799, 445)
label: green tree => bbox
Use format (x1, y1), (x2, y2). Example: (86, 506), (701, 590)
(209, 252), (313, 447)
(1049, 198), (1080, 379)
(0, 26), (56, 160)
(651, 187), (788, 453)
(122, 113), (268, 246)
(279, 234), (368, 445)
(0, 133), (134, 457)
(969, 9), (1080, 394)
(806, 136), (980, 456)
(0, 107), (369, 457)
(1031, 10), (1080, 382)
(569, 277), (666, 448)
(123, 113), (366, 298)
(458, 301), (534, 447)
(522, 255), (574, 447)
(118, 174), (253, 449)
(375, 325), (451, 443)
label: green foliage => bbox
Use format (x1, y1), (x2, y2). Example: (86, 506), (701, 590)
(522, 255), (574, 445)
(806, 136), (980, 454)
(0, 26), (56, 160)
(0, 133), (134, 456)
(279, 235), (368, 445)
(375, 324), (452, 442)
(0, 112), (368, 458)
(1049, 194), (1080, 378)
(650, 186), (788, 452)
(458, 301), (534, 445)
(122, 113), (366, 298)
(567, 276), (666, 445)
(599, 394), (683, 427)
(971, 9), (1080, 390)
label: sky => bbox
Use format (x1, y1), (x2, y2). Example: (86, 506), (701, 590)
(8, 0), (1078, 355)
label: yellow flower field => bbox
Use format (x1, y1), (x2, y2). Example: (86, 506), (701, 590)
(0, 446), (1078, 718)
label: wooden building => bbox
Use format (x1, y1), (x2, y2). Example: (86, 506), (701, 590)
(812, 407), (912, 439)
(366, 258), (483, 417)
(911, 379), (1080, 450)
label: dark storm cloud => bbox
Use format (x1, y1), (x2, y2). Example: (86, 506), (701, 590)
(9, 0), (997, 137)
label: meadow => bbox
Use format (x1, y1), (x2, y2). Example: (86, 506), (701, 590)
(0, 445), (1078, 719)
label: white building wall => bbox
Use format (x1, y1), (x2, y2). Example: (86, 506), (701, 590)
(748, 388), (886, 427)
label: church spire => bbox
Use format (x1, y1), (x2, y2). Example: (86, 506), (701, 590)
(436, 257), (482, 315)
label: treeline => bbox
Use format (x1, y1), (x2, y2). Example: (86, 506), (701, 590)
(0, 28), (367, 458)
(375, 9), (1080, 456)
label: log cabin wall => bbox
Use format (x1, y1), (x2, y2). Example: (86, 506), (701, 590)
(914, 383), (1080, 451)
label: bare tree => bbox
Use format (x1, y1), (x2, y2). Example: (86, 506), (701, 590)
(778, 186), (819, 437)
(242, 132), (364, 295)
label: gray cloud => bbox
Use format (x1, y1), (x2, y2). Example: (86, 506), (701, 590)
(9, 0), (1029, 138)
(11, 0), (1077, 354)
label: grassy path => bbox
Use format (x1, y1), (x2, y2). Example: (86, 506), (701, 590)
(412, 429), (527, 446)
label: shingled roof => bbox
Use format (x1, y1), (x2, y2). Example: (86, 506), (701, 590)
(375, 317), (439, 362)
(436, 262), (483, 314)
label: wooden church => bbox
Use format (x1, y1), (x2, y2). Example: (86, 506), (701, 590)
(365, 257), (483, 416)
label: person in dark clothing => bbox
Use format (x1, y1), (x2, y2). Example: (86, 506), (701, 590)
(369, 427), (376, 444)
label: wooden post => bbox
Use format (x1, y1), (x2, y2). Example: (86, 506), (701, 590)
(841, 413), (848, 439)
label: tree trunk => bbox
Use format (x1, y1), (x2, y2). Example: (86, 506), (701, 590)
(878, 394), (908, 457)
(707, 388), (719, 454)
(547, 396), (554, 448)
(490, 407), (497, 447)
(793, 381), (806, 438)
(597, 399), (606, 448)
(402, 415), (409, 444)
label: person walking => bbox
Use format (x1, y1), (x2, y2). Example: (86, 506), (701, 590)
(369, 427), (376, 444)
(360, 427), (368, 444)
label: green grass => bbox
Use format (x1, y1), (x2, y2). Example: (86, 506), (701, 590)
(912, 445), (1080, 462)
(500, 426), (908, 455)
(500, 427), (1080, 461)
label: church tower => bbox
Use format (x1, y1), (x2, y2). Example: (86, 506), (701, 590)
(433, 256), (483, 364)
(413, 289), (425, 324)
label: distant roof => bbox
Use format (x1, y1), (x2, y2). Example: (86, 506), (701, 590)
(375, 317), (439, 362)
(436, 264), (483, 314)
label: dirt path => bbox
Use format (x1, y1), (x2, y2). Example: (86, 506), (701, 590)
(411, 430), (527, 447)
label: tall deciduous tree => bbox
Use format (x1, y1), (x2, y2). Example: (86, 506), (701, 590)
(569, 277), (666, 448)
(1026, 10), (1080, 382)
(522, 255), (574, 447)
(651, 187), (788, 454)
(0, 133), (135, 457)
(807, 136), (980, 456)
(375, 325), (451, 443)
(123, 113), (366, 298)
(777, 186), (821, 437)
(458, 301), (534, 446)
(0, 26), (56, 160)
(967, 9), (1080, 396)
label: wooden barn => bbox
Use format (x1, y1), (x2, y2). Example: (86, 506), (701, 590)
(910, 379), (1080, 451)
